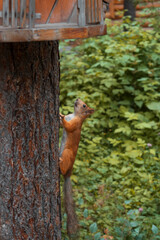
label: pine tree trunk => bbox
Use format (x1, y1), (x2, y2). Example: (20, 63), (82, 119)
(124, 0), (136, 21)
(0, 41), (61, 240)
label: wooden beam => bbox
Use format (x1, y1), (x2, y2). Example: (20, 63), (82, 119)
(0, 24), (106, 42)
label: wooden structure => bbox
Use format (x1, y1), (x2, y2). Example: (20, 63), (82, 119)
(106, 0), (160, 23)
(0, 0), (106, 42)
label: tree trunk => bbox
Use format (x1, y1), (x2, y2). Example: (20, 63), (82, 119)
(124, 0), (136, 21)
(0, 41), (61, 240)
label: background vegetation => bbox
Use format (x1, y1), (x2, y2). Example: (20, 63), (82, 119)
(59, 20), (160, 240)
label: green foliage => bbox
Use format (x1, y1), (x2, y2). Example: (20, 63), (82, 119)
(60, 21), (160, 239)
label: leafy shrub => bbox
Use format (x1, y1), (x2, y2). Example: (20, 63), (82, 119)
(60, 21), (160, 239)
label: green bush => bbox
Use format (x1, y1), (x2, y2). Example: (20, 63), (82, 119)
(60, 21), (160, 239)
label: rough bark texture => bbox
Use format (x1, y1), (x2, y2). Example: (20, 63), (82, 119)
(124, 0), (136, 21)
(0, 41), (61, 240)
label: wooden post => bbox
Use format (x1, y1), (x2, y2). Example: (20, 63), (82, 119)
(11, 0), (18, 27)
(29, 0), (35, 28)
(78, 0), (86, 26)
(0, 41), (61, 240)
(20, 0), (27, 27)
(3, 0), (9, 26)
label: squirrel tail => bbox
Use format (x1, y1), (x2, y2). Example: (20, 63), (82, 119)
(64, 177), (79, 238)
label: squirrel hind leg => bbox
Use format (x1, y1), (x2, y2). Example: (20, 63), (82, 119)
(59, 149), (73, 176)
(59, 157), (68, 176)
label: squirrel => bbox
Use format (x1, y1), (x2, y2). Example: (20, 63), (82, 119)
(59, 98), (94, 237)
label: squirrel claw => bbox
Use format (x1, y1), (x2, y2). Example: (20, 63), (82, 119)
(59, 113), (65, 119)
(59, 113), (65, 126)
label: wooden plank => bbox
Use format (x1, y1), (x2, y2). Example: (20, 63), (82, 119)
(86, 0), (92, 24)
(112, 10), (159, 19)
(114, 0), (160, 4)
(114, 2), (160, 10)
(46, 0), (58, 24)
(89, 0), (102, 24)
(114, 0), (124, 4)
(35, 0), (77, 25)
(85, 0), (88, 23)
(0, 24), (106, 42)
(78, 0), (85, 26)
(67, 2), (78, 24)
(109, 0), (115, 19)
(3, 0), (9, 26)
(98, 0), (103, 24)
(95, 0), (98, 22)
(20, 0), (27, 28)
(97, 0), (102, 23)
(11, 0), (18, 27)
(95, 0), (100, 23)
(92, 0), (96, 23)
(105, 12), (111, 18)
(29, 0), (35, 28)
(89, 0), (92, 23)
(114, 4), (123, 10)
(88, 24), (106, 37)
(136, 2), (160, 9)
(0, 9), (40, 21)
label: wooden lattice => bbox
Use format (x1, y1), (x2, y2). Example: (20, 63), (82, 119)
(0, 0), (106, 42)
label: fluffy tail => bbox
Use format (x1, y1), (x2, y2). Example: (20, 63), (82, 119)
(64, 177), (79, 238)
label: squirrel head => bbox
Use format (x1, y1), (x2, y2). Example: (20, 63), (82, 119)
(74, 99), (94, 119)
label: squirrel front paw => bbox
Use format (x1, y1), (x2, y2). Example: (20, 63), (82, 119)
(59, 113), (65, 126)
(59, 113), (65, 119)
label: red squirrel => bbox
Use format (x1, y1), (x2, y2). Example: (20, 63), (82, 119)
(59, 99), (94, 237)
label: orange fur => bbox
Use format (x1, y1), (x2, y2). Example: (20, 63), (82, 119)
(59, 99), (94, 237)
(60, 99), (94, 177)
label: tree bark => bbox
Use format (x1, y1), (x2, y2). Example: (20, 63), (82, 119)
(0, 41), (61, 240)
(124, 0), (136, 21)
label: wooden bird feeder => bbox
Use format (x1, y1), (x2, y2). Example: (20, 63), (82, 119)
(0, 0), (106, 42)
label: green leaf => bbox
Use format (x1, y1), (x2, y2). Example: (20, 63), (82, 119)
(78, 198), (84, 205)
(94, 232), (101, 240)
(115, 126), (131, 136)
(126, 150), (142, 158)
(152, 225), (159, 235)
(124, 200), (132, 205)
(83, 209), (88, 218)
(89, 223), (98, 233)
(137, 172), (149, 179)
(108, 158), (120, 165)
(147, 102), (160, 112)
(130, 221), (139, 228)
(121, 167), (130, 174)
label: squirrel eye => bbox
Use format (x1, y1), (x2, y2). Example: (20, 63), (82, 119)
(83, 104), (86, 108)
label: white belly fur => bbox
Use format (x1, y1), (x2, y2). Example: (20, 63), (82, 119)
(60, 113), (75, 156)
